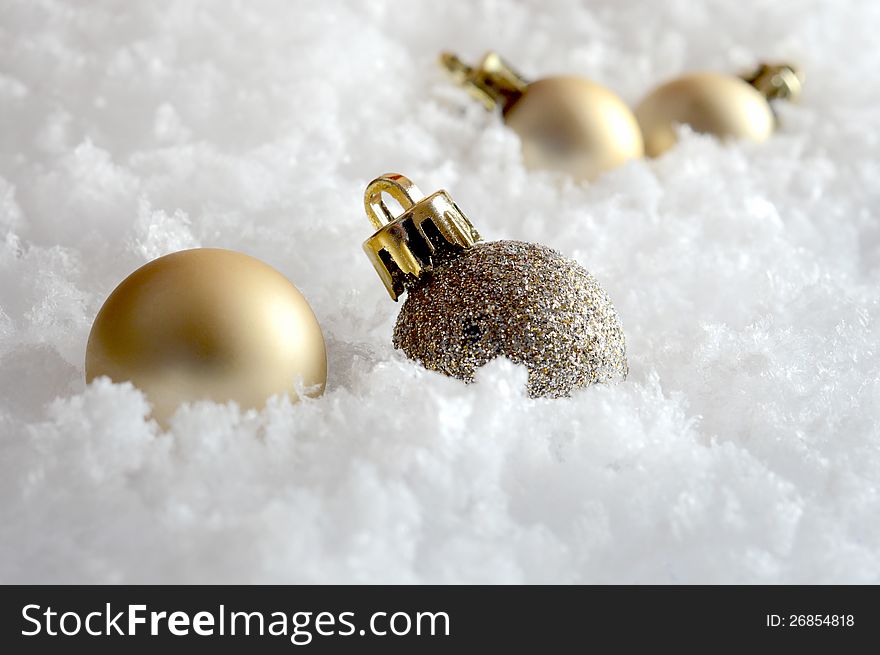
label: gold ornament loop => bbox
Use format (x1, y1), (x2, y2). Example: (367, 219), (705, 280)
(362, 174), (482, 301)
(741, 62), (803, 102)
(364, 173), (425, 231)
(439, 51), (528, 112)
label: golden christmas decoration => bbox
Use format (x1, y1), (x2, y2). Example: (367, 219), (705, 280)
(635, 62), (803, 157)
(440, 51), (644, 182)
(362, 173), (627, 396)
(85, 248), (327, 426)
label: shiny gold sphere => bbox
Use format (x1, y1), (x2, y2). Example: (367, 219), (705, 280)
(503, 76), (644, 181)
(635, 72), (775, 157)
(85, 248), (327, 425)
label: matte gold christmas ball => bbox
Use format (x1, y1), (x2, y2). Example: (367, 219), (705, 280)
(634, 64), (802, 157)
(440, 52), (643, 181)
(85, 248), (327, 425)
(504, 76), (644, 182)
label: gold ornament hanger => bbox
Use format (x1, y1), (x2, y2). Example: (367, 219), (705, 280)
(362, 173), (482, 301)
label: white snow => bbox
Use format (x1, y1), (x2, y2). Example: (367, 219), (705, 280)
(1, 0), (879, 583)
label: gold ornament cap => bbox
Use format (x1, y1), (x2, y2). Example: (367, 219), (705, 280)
(362, 174), (482, 301)
(740, 62), (803, 102)
(439, 51), (528, 112)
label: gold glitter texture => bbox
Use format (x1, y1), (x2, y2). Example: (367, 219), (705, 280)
(393, 240), (628, 396)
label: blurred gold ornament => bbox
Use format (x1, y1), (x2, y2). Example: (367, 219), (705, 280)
(362, 173), (627, 396)
(440, 51), (643, 182)
(635, 63), (803, 157)
(85, 248), (326, 426)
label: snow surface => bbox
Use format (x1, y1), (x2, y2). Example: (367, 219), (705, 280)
(1, 0), (879, 583)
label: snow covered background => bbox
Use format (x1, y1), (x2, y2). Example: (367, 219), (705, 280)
(1, 0), (879, 583)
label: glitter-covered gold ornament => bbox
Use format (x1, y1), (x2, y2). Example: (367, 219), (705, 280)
(362, 173), (627, 396)
(635, 63), (803, 157)
(85, 248), (327, 426)
(440, 51), (643, 182)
